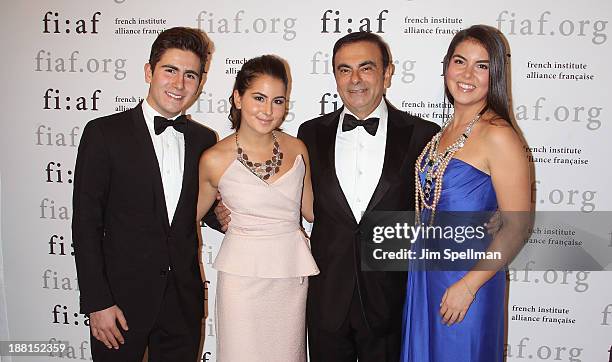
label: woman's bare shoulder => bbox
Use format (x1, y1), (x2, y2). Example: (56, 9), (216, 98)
(200, 134), (236, 169)
(277, 131), (308, 153)
(480, 114), (522, 149)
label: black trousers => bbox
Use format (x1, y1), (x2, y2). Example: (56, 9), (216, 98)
(91, 273), (202, 362)
(308, 289), (401, 362)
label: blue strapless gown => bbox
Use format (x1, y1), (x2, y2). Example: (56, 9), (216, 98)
(400, 158), (506, 362)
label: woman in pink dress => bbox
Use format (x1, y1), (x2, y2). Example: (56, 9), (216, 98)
(196, 55), (319, 361)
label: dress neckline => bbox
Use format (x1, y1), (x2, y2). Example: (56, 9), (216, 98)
(221, 154), (304, 187)
(449, 158), (490, 177)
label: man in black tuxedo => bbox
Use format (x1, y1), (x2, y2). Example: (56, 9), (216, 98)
(72, 27), (217, 361)
(297, 32), (439, 361)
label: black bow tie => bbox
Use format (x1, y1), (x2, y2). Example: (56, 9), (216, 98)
(342, 114), (379, 136)
(154, 115), (188, 135)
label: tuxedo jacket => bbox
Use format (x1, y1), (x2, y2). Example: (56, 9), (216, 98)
(298, 101), (439, 335)
(72, 103), (217, 329)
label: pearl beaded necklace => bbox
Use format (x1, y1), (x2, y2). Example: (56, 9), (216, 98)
(415, 109), (485, 225)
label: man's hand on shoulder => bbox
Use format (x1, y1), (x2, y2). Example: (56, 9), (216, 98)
(90, 305), (129, 349)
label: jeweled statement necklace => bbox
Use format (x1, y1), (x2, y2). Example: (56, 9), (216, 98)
(415, 108), (486, 225)
(236, 131), (283, 181)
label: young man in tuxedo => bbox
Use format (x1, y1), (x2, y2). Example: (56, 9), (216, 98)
(297, 32), (439, 361)
(72, 27), (217, 361)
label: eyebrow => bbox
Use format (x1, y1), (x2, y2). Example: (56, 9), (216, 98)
(252, 92), (287, 100)
(336, 60), (377, 69)
(453, 54), (489, 63)
(359, 60), (377, 67)
(161, 64), (200, 77)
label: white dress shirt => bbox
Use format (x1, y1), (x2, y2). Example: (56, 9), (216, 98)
(141, 100), (185, 224)
(335, 100), (388, 222)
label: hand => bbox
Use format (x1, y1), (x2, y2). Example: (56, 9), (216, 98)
(214, 192), (231, 232)
(90, 305), (129, 349)
(484, 210), (502, 235)
(439, 278), (475, 326)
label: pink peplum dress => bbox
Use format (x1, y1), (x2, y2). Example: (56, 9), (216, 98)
(213, 154), (319, 362)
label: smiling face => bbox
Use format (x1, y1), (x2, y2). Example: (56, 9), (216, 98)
(233, 74), (287, 134)
(144, 48), (201, 118)
(333, 41), (392, 119)
(445, 39), (490, 111)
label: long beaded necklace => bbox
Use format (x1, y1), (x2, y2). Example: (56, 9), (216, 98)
(236, 131), (283, 181)
(415, 108), (486, 225)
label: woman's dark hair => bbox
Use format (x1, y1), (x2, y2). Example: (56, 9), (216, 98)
(149, 27), (208, 76)
(443, 25), (512, 124)
(228, 55), (289, 129)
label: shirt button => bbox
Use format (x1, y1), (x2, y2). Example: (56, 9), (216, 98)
(359, 143), (365, 149)
(358, 169), (364, 175)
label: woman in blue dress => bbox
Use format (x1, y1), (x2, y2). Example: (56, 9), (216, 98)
(400, 25), (531, 361)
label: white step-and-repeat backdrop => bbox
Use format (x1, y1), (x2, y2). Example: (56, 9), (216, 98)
(0, 1), (610, 361)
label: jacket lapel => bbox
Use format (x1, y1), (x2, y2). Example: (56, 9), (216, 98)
(316, 108), (357, 225)
(169, 119), (193, 228)
(363, 103), (414, 216)
(130, 103), (170, 232)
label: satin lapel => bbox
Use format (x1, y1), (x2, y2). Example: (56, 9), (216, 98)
(170, 120), (193, 228)
(363, 106), (414, 215)
(316, 108), (357, 225)
(130, 103), (170, 232)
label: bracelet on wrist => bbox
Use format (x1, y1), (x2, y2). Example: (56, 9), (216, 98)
(462, 278), (476, 298)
